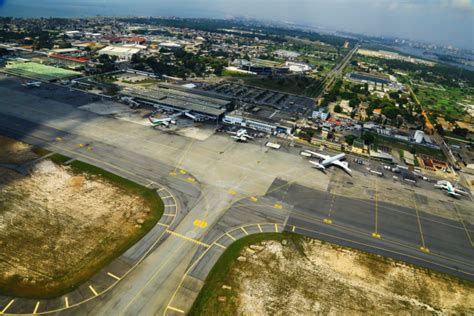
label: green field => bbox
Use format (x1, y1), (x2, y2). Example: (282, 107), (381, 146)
(415, 84), (472, 118)
(2, 61), (81, 81)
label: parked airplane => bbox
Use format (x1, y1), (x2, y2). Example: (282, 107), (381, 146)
(304, 150), (352, 175)
(229, 129), (254, 142)
(22, 81), (42, 88)
(434, 180), (468, 197)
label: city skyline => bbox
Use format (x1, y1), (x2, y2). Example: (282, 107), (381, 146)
(0, 0), (473, 50)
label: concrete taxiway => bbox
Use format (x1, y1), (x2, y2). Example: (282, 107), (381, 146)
(0, 75), (473, 315)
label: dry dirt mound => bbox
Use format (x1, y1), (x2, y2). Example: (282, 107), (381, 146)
(0, 135), (38, 164)
(221, 239), (474, 315)
(0, 159), (152, 297)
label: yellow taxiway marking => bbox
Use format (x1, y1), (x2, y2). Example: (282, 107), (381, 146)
(420, 247), (430, 253)
(107, 272), (121, 281)
(327, 194), (336, 219)
(372, 232), (381, 239)
(167, 230), (210, 248)
(163, 213), (176, 217)
(225, 232), (236, 241)
(292, 225), (296, 232)
(89, 285), (98, 296)
(167, 306), (185, 314)
(323, 218), (333, 224)
(193, 219), (208, 228)
(157, 222), (170, 228)
(373, 179), (381, 239)
(413, 192), (429, 253)
(228, 190), (237, 195)
(78, 143), (85, 147)
(257, 224), (263, 233)
(453, 203), (474, 247)
(186, 177), (195, 182)
(250, 196), (258, 202)
(55, 136), (63, 141)
(273, 203), (283, 209)
(64, 297), (69, 308)
(33, 302), (40, 314)
(0, 300), (14, 314)
(214, 242), (226, 249)
(274, 223), (279, 232)
(241, 227), (249, 235)
(179, 169), (187, 174)
(169, 171), (177, 176)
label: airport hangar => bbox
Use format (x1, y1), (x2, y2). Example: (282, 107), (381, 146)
(122, 86), (230, 120)
(122, 85), (298, 134)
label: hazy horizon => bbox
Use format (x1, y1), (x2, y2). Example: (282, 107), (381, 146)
(0, 0), (473, 50)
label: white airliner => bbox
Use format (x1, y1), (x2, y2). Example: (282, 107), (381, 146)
(434, 180), (468, 197)
(304, 150), (352, 175)
(229, 129), (254, 142)
(23, 81), (42, 88)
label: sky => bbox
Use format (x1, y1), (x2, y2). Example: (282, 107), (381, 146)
(0, 0), (473, 49)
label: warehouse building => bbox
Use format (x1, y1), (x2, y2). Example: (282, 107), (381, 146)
(98, 46), (143, 62)
(123, 87), (230, 119)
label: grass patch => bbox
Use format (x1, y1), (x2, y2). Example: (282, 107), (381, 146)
(189, 232), (301, 316)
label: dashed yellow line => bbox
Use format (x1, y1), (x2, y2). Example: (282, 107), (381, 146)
(453, 203), (473, 247)
(241, 227), (249, 235)
(161, 195), (173, 199)
(373, 178), (381, 239)
(257, 224), (263, 232)
(273, 203), (283, 209)
(167, 230), (210, 248)
(292, 225), (296, 232)
(33, 302), (40, 314)
(165, 204), (177, 208)
(167, 306), (185, 314)
(226, 232), (236, 241)
(0, 300), (14, 314)
(413, 192), (429, 253)
(274, 223), (279, 232)
(228, 190), (237, 195)
(89, 285), (98, 296)
(157, 222), (170, 228)
(107, 272), (121, 281)
(163, 213), (176, 217)
(250, 196), (258, 202)
(64, 297), (69, 308)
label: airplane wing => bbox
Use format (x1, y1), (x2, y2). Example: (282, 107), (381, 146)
(305, 151), (330, 160)
(309, 160), (325, 169)
(332, 160), (352, 174)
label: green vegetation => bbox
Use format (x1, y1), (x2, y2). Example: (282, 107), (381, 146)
(2, 61), (80, 81)
(221, 69), (254, 77)
(189, 232), (300, 315)
(415, 84), (471, 118)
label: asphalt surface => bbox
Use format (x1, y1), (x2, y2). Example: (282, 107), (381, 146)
(0, 74), (473, 315)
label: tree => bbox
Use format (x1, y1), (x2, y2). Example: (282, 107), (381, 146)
(362, 133), (375, 145)
(345, 134), (357, 145)
(334, 104), (342, 113)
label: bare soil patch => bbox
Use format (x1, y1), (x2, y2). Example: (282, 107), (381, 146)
(0, 139), (158, 298)
(195, 237), (474, 315)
